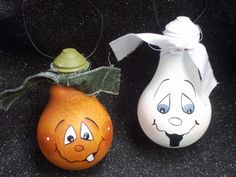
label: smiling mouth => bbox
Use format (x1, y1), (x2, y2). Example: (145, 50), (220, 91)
(165, 133), (183, 147)
(55, 138), (104, 163)
(152, 119), (199, 147)
(55, 146), (97, 163)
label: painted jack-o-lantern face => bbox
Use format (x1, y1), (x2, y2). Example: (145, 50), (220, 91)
(55, 118), (104, 163)
(138, 79), (211, 148)
(37, 85), (113, 170)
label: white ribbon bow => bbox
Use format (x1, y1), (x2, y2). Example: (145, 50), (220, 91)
(109, 17), (217, 98)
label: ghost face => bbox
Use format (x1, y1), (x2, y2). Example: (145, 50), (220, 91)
(138, 79), (211, 148)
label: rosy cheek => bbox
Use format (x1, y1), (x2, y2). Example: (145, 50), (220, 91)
(38, 132), (57, 154)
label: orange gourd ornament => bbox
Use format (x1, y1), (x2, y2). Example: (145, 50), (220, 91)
(0, 48), (120, 170)
(38, 85), (113, 170)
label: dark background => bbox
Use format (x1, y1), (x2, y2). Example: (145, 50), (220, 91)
(0, 0), (235, 176)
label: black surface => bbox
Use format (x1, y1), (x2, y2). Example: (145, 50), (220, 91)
(0, 0), (236, 177)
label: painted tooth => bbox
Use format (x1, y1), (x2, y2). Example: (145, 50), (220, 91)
(87, 154), (95, 162)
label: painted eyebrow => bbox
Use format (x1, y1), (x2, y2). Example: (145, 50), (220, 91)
(85, 117), (99, 129)
(55, 119), (65, 132)
(184, 80), (196, 96)
(153, 79), (170, 98)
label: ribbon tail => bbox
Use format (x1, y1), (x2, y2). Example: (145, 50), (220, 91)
(109, 33), (174, 61)
(109, 33), (143, 61)
(0, 71), (59, 111)
(188, 43), (218, 98)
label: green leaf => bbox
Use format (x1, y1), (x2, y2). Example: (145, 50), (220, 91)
(0, 66), (121, 111)
(0, 71), (59, 111)
(65, 66), (121, 95)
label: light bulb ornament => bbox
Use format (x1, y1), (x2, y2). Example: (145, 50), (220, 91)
(110, 16), (217, 148)
(0, 0), (121, 170)
(0, 48), (120, 170)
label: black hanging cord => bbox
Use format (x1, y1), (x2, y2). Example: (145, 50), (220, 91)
(194, 0), (208, 22)
(83, 0), (104, 59)
(153, 0), (162, 30)
(22, 0), (54, 59)
(22, 0), (104, 59)
(153, 0), (208, 29)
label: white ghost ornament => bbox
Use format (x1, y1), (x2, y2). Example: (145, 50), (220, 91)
(110, 16), (217, 148)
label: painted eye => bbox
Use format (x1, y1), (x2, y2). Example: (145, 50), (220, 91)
(157, 94), (170, 114)
(64, 126), (77, 145)
(80, 122), (93, 141)
(181, 93), (194, 114)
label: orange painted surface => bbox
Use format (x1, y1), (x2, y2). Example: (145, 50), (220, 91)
(37, 85), (113, 170)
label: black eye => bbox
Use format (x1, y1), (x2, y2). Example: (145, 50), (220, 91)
(181, 93), (194, 114)
(64, 126), (77, 145)
(80, 122), (94, 141)
(83, 132), (90, 140)
(67, 135), (75, 142)
(157, 94), (170, 114)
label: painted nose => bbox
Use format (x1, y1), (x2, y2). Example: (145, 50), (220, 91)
(74, 145), (84, 152)
(169, 117), (182, 126)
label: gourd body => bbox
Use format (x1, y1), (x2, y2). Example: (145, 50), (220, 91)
(138, 51), (211, 148)
(37, 85), (113, 170)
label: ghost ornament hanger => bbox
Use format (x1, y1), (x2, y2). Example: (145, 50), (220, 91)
(110, 16), (217, 148)
(0, 0), (120, 170)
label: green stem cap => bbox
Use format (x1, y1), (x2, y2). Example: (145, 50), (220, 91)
(51, 48), (90, 73)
